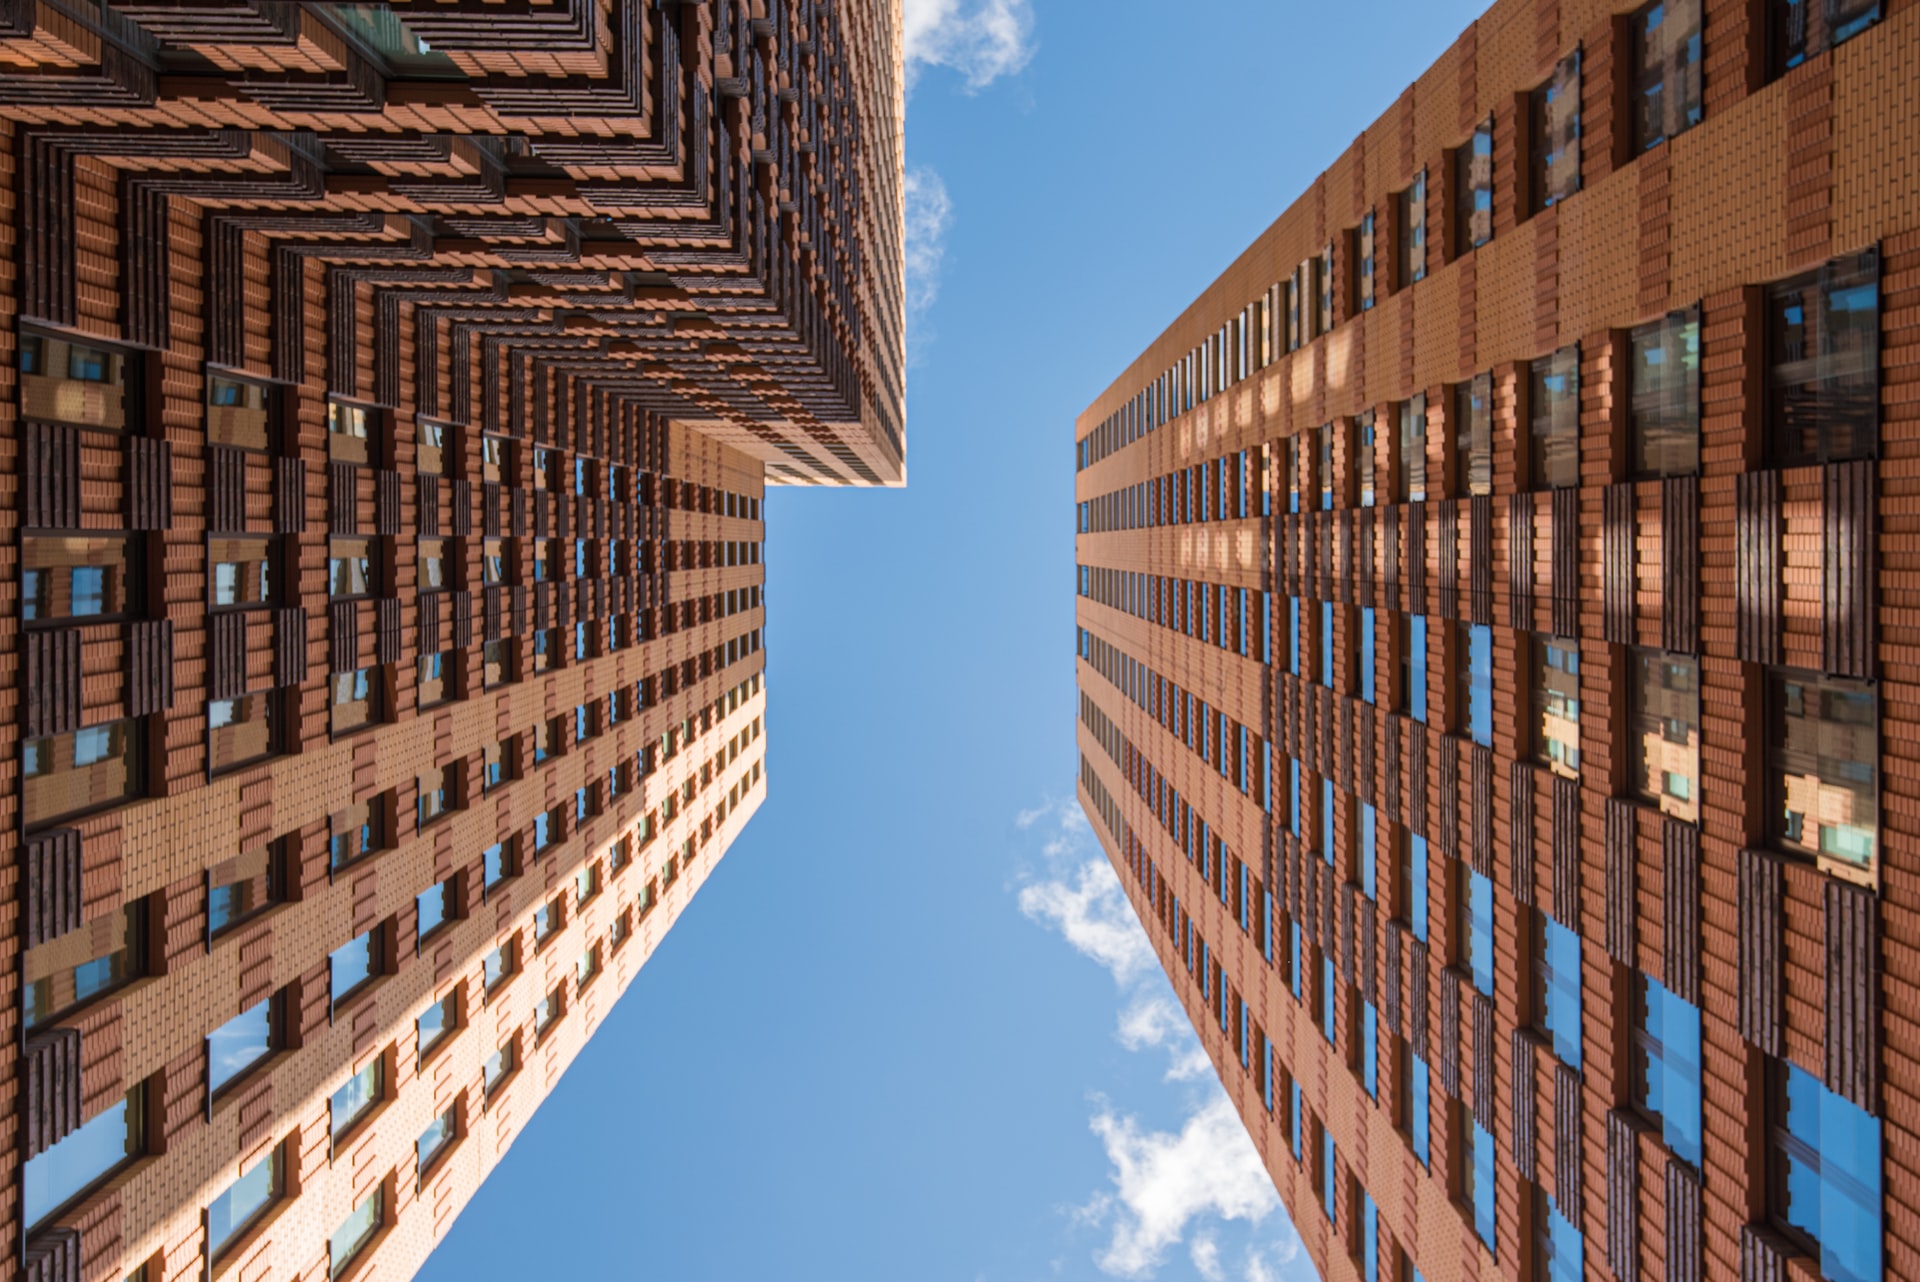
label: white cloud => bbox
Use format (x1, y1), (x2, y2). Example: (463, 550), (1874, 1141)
(904, 164), (952, 321)
(1116, 994), (1213, 1083)
(1190, 1233), (1224, 1282)
(904, 0), (1035, 91)
(1084, 1095), (1282, 1280)
(1017, 855), (1154, 990)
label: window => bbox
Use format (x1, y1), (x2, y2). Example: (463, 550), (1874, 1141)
(1459, 622), (1493, 747)
(1362, 1190), (1380, 1282)
(1361, 1001), (1379, 1099)
(23, 718), (144, 830)
(330, 667), (383, 734)
(1461, 870), (1495, 998)
(24, 534), (138, 623)
(482, 840), (514, 895)
(534, 717), (562, 764)
(18, 329), (133, 431)
(575, 944), (601, 990)
(1404, 831), (1430, 942)
(1358, 411), (1376, 507)
(1398, 395), (1428, 501)
(1531, 636), (1581, 778)
(1766, 669), (1877, 881)
(1768, 1057), (1882, 1282)
(1455, 116), (1494, 253)
(209, 693), (279, 774)
(1630, 310), (1701, 476)
(416, 419), (446, 475)
(532, 807), (559, 853)
(1528, 346), (1581, 490)
(481, 538), (506, 587)
(417, 651), (453, 708)
(1454, 374), (1492, 497)
(329, 800), (383, 872)
(417, 537), (447, 591)
(328, 538), (374, 599)
(326, 401), (370, 464)
(206, 1145), (282, 1260)
(1357, 213), (1376, 311)
(482, 938), (516, 992)
(208, 846), (279, 938)
(1360, 608), (1377, 705)
(417, 992), (457, 1061)
(208, 996), (277, 1096)
(1319, 423), (1335, 510)
(1629, 651), (1700, 823)
(1318, 245), (1335, 335)
(483, 1040), (517, 1096)
(1405, 614), (1429, 722)
(1632, 0), (1703, 152)
(22, 1085), (142, 1229)
(208, 536), (274, 611)
(1321, 955), (1337, 1045)
(1632, 973), (1703, 1165)
(533, 898), (561, 945)
(480, 434), (508, 485)
(1465, 1115), (1498, 1247)
(1321, 1126), (1338, 1225)
(1288, 597), (1301, 676)
(207, 372), (273, 451)
(1400, 172), (1428, 286)
(1530, 52), (1582, 212)
(1770, 0), (1881, 76)
(24, 900), (144, 1030)
(534, 987), (562, 1036)
(1291, 1080), (1304, 1161)
(417, 1105), (457, 1177)
(1534, 912), (1583, 1068)
(329, 1185), (384, 1279)
(1537, 1186), (1586, 1282)
(575, 863), (600, 906)
(1767, 250), (1879, 467)
(1401, 1042), (1431, 1166)
(330, 1057), (384, 1139)
(416, 878), (456, 942)
(331, 929), (382, 1006)
(417, 764), (456, 827)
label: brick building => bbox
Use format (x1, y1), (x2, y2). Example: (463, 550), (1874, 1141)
(3, 3), (903, 1281)
(1074, 3), (1915, 1280)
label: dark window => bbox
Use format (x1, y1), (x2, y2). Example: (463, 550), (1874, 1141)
(1358, 411), (1377, 507)
(1529, 346), (1581, 491)
(1629, 651), (1700, 823)
(1454, 374), (1493, 497)
(1530, 635), (1582, 779)
(1630, 309), (1701, 477)
(1530, 51), (1582, 212)
(1455, 117), (1494, 253)
(1632, 972), (1703, 1164)
(1767, 1056), (1882, 1282)
(1765, 668), (1878, 881)
(1400, 171), (1427, 286)
(1632, 0), (1703, 151)
(1767, 250), (1879, 467)
(24, 535), (138, 623)
(1770, 0), (1880, 77)
(1399, 395), (1428, 502)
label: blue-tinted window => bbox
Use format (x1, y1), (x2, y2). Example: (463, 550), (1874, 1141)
(416, 879), (453, 941)
(1360, 804), (1377, 899)
(331, 931), (379, 1003)
(206, 1145), (282, 1259)
(1363, 1191), (1381, 1282)
(1322, 956), (1337, 1046)
(1322, 601), (1336, 687)
(1540, 1187), (1585, 1282)
(1470, 1118), (1498, 1247)
(1409, 1049), (1431, 1166)
(1772, 1059), (1882, 1282)
(1263, 892), (1276, 963)
(1291, 921), (1303, 1000)
(1291, 1081), (1303, 1160)
(1362, 1002), (1379, 1099)
(1322, 1127), (1338, 1225)
(1323, 778), (1336, 866)
(1263, 1037), (1276, 1112)
(1536, 912), (1584, 1069)
(1409, 614), (1429, 722)
(1408, 832), (1430, 942)
(1634, 973), (1703, 1166)
(1360, 607), (1377, 703)
(22, 1088), (138, 1229)
(208, 997), (275, 1095)
(1289, 597), (1301, 675)
(1462, 622), (1493, 746)
(1465, 870), (1496, 998)
(1290, 758), (1302, 838)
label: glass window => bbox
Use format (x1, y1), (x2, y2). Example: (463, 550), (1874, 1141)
(534, 987), (562, 1035)
(1290, 920), (1303, 1000)
(1535, 912), (1584, 1068)
(1531, 636), (1581, 778)
(481, 538), (505, 587)
(417, 537), (446, 592)
(1630, 310), (1701, 477)
(330, 667), (382, 734)
(209, 537), (274, 610)
(1456, 117), (1494, 253)
(1322, 601), (1336, 688)
(207, 996), (275, 1096)
(1359, 803), (1378, 899)
(1405, 831), (1430, 942)
(1362, 1190), (1381, 1281)
(1633, 973), (1704, 1165)
(1468, 1116), (1498, 1247)
(1630, 651), (1700, 823)
(1766, 669), (1877, 880)
(416, 1106), (456, 1176)
(1462, 870), (1496, 998)
(1399, 395), (1428, 501)
(1358, 412), (1377, 506)
(208, 847), (278, 938)
(483, 1040), (516, 1096)
(329, 1186), (384, 1279)
(480, 434), (507, 485)
(1289, 596), (1301, 676)
(482, 939), (515, 992)
(1459, 622), (1493, 747)
(575, 863), (600, 906)
(329, 800), (382, 872)
(1400, 171), (1427, 287)
(206, 1145), (282, 1259)
(1318, 245), (1335, 336)
(18, 330), (132, 431)
(1322, 1126), (1339, 1225)
(1404, 1043), (1431, 1166)
(417, 879), (454, 940)
(1530, 52), (1582, 212)
(418, 651), (452, 707)
(209, 693), (279, 774)
(330, 930), (381, 1005)
(1770, 0), (1881, 76)
(24, 900), (143, 1030)
(416, 419), (445, 475)
(1360, 608), (1377, 704)
(1767, 250), (1879, 467)
(1538, 1186), (1586, 1282)
(1632, 0), (1703, 152)
(24, 535), (137, 623)
(23, 719), (144, 830)
(1407, 614), (1429, 722)
(1455, 374), (1493, 497)
(481, 638), (514, 688)
(533, 898), (560, 944)
(1319, 424), (1335, 510)
(1361, 1001), (1379, 1099)
(22, 1086), (141, 1229)
(326, 402), (370, 464)
(1530, 346), (1581, 490)
(575, 945), (600, 989)
(417, 993), (456, 1060)
(206, 372), (273, 451)
(1769, 1058), (1882, 1282)
(1358, 213), (1376, 312)
(482, 841), (512, 893)
(330, 1057), (383, 1139)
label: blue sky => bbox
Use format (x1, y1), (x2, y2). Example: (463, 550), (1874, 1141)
(417, 3), (1488, 1279)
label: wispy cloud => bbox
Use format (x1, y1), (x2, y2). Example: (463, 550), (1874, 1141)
(1016, 851), (1155, 990)
(904, 0), (1036, 91)
(904, 165), (952, 325)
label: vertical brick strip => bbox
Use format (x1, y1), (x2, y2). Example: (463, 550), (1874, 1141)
(1439, 500), (1459, 619)
(1470, 743), (1493, 879)
(1511, 760), (1536, 906)
(126, 619), (174, 719)
(1407, 501), (1427, 614)
(1360, 896), (1377, 1004)
(1607, 1110), (1641, 1282)
(1439, 734), (1460, 860)
(23, 1027), (82, 1158)
(24, 421), (81, 531)
(1555, 1062), (1583, 1218)
(274, 607), (308, 689)
(1384, 919), (1403, 1035)
(1409, 938), (1430, 1060)
(1552, 775), (1581, 928)
(1605, 797), (1637, 964)
(1737, 847), (1784, 1056)
(1551, 486), (1579, 638)
(1739, 1224), (1791, 1282)
(375, 467), (401, 536)
(330, 601), (359, 675)
(1825, 879), (1881, 1112)
(1822, 459), (1874, 680)
(21, 1226), (79, 1282)
(25, 628), (82, 739)
(450, 590), (471, 650)
(1666, 1159), (1702, 1282)
(1409, 722), (1428, 838)
(208, 444), (246, 535)
(208, 610), (248, 702)
(1604, 482), (1635, 644)
(1512, 1030), (1536, 1180)
(1471, 991), (1495, 1131)
(1340, 883), (1356, 981)
(1383, 716), (1402, 822)
(1661, 475), (1699, 654)
(1735, 470), (1781, 665)
(1662, 819), (1700, 1005)
(374, 597), (402, 666)
(1782, 57), (1833, 266)
(451, 478), (472, 537)
(1438, 968), (1460, 1097)
(1469, 494), (1492, 624)
(125, 436), (172, 531)
(1510, 491), (1534, 629)
(330, 462), (360, 536)
(24, 829), (82, 948)
(274, 457), (307, 535)
(1384, 504), (1401, 612)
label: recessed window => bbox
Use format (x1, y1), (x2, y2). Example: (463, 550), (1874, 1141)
(1404, 613), (1429, 723)
(329, 1185), (384, 1279)
(1629, 650), (1700, 823)
(533, 897), (561, 946)
(19, 329), (133, 432)
(1359, 608), (1377, 705)
(207, 995), (277, 1096)
(534, 717), (562, 764)
(531, 539), (556, 583)
(1454, 373), (1493, 497)
(1459, 869), (1496, 999)
(417, 764), (457, 827)
(1766, 668), (1878, 881)
(1465, 1113), (1498, 1247)
(1530, 636), (1581, 778)
(1399, 171), (1427, 286)
(207, 372), (274, 451)
(1632, 972), (1703, 1165)
(534, 986), (563, 1036)
(1320, 955), (1337, 1046)
(22, 1084), (142, 1229)
(1398, 395), (1427, 502)
(1357, 213), (1376, 312)
(575, 944), (601, 990)
(205, 1143), (282, 1260)
(1630, 310), (1701, 477)
(417, 992), (458, 1062)
(418, 650), (454, 708)
(328, 538), (374, 599)
(416, 419), (447, 476)
(329, 1057), (384, 1140)
(1360, 1001), (1379, 1099)
(481, 538), (506, 587)
(483, 1040), (517, 1096)
(416, 878), (456, 942)
(1537, 1185), (1586, 1282)
(481, 638), (514, 688)
(1768, 1057), (1882, 1282)
(1361, 1190), (1380, 1281)
(209, 692), (280, 774)
(482, 840), (515, 896)
(24, 900), (144, 1031)
(326, 401), (370, 465)
(1770, 0), (1881, 77)
(1400, 1041), (1430, 1167)
(1529, 346), (1581, 490)
(482, 938), (516, 992)
(209, 536), (274, 610)
(1767, 250), (1879, 467)
(1455, 117), (1494, 254)
(329, 800), (383, 872)
(1534, 912), (1583, 1068)
(330, 667), (383, 735)
(1318, 423), (1335, 510)
(1529, 52), (1582, 213)
(480, 434), (508, 485)
(24, 534), (138, 623)
(1357, 412), (1377, 507)
(574, 863), (600, 907)
(1458, 622), (1493, 747)
(532, 808), (559, 854)
(416, 1105), (457, 1178)
(1632, 0), (1703, 152)
(1403, 830), (1430, 943)
(330, 929), (383, 1007)
(417, 537), (447, 591)
(1321, 1125), (1338, 1225)
(208, 846), (279, 938)
(23, 718), (144, 831)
